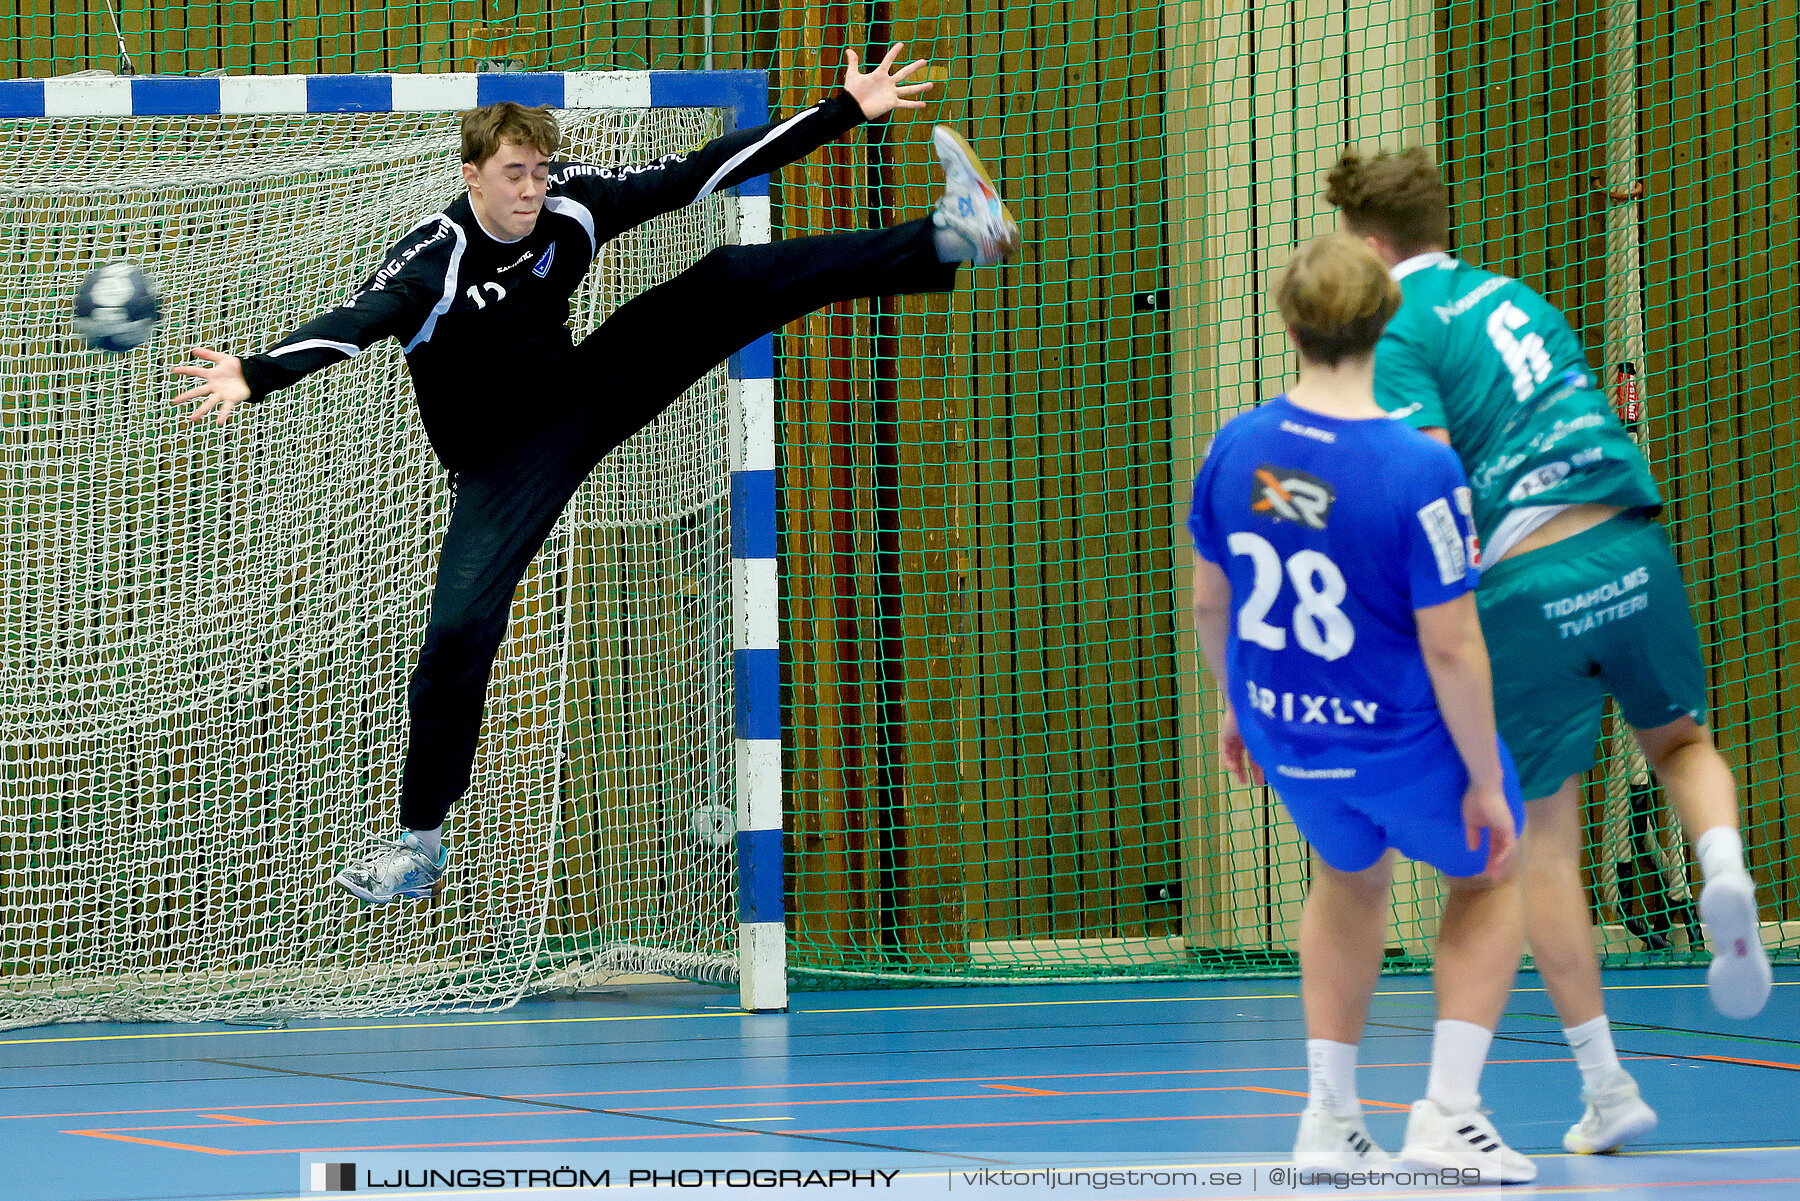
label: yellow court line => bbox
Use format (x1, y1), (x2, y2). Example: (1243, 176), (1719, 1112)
(824, 977), (1799, 1016)
(2, 978), (1788, 1047)
(0, 1009), (732, 1047)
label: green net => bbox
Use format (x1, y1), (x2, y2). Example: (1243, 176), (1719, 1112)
(4, 2), (1795, 988)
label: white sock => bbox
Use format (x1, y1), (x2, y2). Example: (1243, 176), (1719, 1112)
(930, 217), (973, 264)
(1306, 1039), (1361, 1118)
(1564, 1015), (1621, 1092)
(1696, 826), (1748, 883)
(411, 826), (443, 859)
(1425, 1019), (1493, 1113)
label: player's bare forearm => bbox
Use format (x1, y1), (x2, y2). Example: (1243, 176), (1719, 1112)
(1417, 594), (1503, 791)
(1192, 551), (1262, 784)
(1190, 552), (1232, 694)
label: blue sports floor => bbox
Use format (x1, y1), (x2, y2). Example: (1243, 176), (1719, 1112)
(1, 967), (1794, 1200)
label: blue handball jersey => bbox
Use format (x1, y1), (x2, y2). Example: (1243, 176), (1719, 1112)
(1187, 396), (1481, 787)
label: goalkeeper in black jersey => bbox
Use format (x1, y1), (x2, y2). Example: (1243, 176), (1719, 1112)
(172, 45), (1019, 904)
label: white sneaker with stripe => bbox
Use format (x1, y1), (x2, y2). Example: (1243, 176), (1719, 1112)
(1293, 1105), (1392, 1170)
(1401, 1097), (1537, 1184)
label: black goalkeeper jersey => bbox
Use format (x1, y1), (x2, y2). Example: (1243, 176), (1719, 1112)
(239, 91), (866, 469)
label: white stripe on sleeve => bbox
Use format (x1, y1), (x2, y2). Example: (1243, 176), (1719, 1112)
(543, 196), (596, 258)
(694, 105), (821, 202)
(266, 338), (363, 360)
(403, 218), (467, 354)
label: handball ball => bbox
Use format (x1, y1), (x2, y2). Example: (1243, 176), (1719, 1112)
(74, 259), (163, 353)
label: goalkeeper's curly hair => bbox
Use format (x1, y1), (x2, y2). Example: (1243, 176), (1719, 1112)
(1323, 148), (1450, 258)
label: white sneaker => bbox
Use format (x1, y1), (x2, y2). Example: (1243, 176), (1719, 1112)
(333, 832), (447, 903)
(1563, 1068), (1658, 1154)
(930, 125), (1020, 266)
(1700, 870), (1772, 1019)
(1294, 1105), (1392, 1169)
(1401, 1098), (1537, 1184)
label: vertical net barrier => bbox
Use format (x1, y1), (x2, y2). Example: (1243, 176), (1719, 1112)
(4, 2), (1797, 996)
(0, 104), (737, 1028)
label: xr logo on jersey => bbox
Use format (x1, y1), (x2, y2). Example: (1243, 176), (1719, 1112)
(1251, 465), (1336, 529)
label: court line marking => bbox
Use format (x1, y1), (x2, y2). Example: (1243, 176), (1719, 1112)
(184, 1056), (1005, 1166)
(6, 978), (1786, 1047)
(4, 1057), (1589, 1122)
(1691, 1053), (1800, 1071)
(65, 1084), (1370, 1135)
(62, 1097), (1329, 1156)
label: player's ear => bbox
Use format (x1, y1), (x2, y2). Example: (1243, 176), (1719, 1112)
(461, 160), (481, 191)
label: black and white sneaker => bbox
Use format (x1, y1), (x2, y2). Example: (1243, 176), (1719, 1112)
(1294, 1105), (1392, 1169)
(1401, 1098), (1536, 1184)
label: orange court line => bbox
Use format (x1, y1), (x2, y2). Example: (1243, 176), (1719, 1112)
(72, 1109), (562, 1134)
(1691, 1053), (1800, 1072)
(517, 1056), (1581, 1103)
(64, 1108), (1306, 1155)
(0, 1095), (475, 1122)
(65, 1130), (239, 1156)
(69, 1083), (1306, 1135)
(1521, 1180), (1800, 1196)
(1236, 1085), (1411, 1112)
(794, 1112), (1308, 1136)
(60, 1091), (1320, 1156)
(617, 1083), (1300, 1115)
(65, 1129), (766, 1155)
(19, 1057), (1589, 1125)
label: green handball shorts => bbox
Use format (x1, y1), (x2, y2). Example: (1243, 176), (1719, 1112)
(1477, 511), (1708, 800)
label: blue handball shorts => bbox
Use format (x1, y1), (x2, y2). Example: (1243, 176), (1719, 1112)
(1270, 738), (1527, 879)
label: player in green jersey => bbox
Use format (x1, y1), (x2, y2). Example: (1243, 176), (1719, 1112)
(1324, 148), (1772, 1155)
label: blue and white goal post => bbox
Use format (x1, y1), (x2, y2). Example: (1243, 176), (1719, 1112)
(0, 70), (787, 1015)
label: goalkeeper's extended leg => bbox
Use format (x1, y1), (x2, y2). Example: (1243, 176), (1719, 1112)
(334, 435), (591, 904)
(569, 127), (1018, 450)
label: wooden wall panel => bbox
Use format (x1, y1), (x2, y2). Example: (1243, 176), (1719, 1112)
(1637, 0), (1799, 916)
(1444, 0), (1799, 930)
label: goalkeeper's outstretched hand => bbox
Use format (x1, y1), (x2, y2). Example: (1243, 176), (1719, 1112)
(173, 347), (251, 425)
(844, 42), (932, 119)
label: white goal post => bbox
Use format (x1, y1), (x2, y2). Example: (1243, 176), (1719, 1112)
(0, 70), (786, 1028)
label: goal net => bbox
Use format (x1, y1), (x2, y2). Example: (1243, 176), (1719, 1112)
(0, 77), (753, 1029)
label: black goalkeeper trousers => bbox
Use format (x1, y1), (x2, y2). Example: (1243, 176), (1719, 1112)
(398, 217), (957, 830)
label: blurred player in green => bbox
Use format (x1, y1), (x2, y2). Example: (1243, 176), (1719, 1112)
(1325, 148), (1771, 1155)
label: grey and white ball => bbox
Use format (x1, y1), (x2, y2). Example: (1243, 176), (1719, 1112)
(73, 260), (163, 353)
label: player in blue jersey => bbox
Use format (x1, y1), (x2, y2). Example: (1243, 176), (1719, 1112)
(1189, 233), (1534, 1183)
(1326, 147), (1771, 1154)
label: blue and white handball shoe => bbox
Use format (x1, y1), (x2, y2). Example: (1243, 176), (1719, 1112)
(333, 832), (447, 904)
(931, 125), (1021, 267)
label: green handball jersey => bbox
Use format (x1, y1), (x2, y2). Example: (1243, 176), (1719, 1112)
(1373, 252), (1662, 562)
